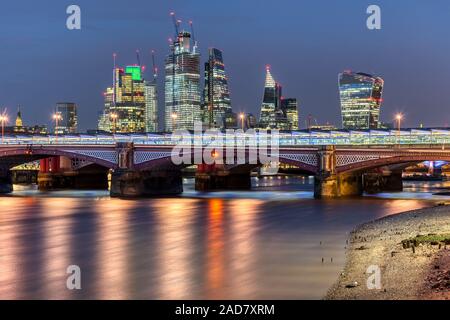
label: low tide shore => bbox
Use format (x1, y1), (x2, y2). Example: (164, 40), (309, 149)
(326, 204), (450, 300)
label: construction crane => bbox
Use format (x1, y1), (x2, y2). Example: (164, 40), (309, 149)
(170, 12), (180, 38)
(151, 50), (158, 81)
(189, 20), (198, 53)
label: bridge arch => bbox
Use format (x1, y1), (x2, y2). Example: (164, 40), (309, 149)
(0, 146), (118, 169)
(336, 154), (450, 174)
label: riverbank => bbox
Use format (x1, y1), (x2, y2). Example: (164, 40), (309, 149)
(326, 204), (450, 300)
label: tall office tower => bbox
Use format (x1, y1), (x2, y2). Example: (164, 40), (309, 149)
(338, 71), (384, 130)
(281, 98), (299, 130)
(165, 30), (201, 131)
(55, 102), (78, 134)
(246, 113), (257, 129)
(144, 81), (158, 132)
(98, 66), (146, 133)
(202, 48), (232, 129)
(259, 65), (282, 129)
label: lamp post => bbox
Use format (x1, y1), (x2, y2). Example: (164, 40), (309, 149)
(395, 113), (403, 145)
(239, 113), (245, 130)
(110, 113), (118, 134)
(0, 114), (8, 144)
(53, 112), (62, 143)
(171, 112), (178, 131)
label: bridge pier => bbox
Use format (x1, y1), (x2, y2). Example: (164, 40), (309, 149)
(314, 172), (363, 198)
(363, 170), (403, 194)
(0, 168), (13, 194)
(110, 169), (183, 197)
(195, 164), (252, 191)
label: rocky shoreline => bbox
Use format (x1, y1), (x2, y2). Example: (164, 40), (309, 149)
(326, 204), (450, 300)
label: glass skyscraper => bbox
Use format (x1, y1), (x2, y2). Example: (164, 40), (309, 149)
(202, 48), (232, 129)
(55, 102), (78, 134)
(165, 31), (201, 131)
(259, 66), (282, 129)
(338, 71), (384, 130)
(281, 98), (299, 130)
(144, 80), (158, 132)
(98, 66), (147, 133)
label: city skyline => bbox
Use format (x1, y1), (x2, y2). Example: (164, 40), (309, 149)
(1, 1), (450, 131)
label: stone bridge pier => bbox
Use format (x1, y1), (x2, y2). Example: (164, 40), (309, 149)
(110, 143), (183, 197)
(314, 146), (363, 198)
(363, 169), (403, 194)
(0, 167), (13, 194)
(195, 164), (253, 192)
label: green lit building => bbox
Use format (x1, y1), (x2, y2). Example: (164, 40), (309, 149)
(98, 66), (147, 133)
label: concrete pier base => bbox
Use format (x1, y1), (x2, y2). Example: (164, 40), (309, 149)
(38, 171), (108, 191)
(0, 170), (13, 194)
(314, 172), (363, 198)
(363, 171), (403, 194)
(110, 169), (183, 197)
(195, 172), (252, 191)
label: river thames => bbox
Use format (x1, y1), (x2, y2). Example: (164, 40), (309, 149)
(0, 177), (449, 299)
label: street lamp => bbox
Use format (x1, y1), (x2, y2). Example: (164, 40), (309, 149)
(53, 112), (63, 143)
(239, 113), (245, 130)
(0, 114), (8, 144)
(171, 112), (178, 131)
(110, 113), (118, 134)
(395, 113), (403, 132)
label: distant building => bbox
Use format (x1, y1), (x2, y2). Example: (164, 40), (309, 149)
(259, 66), (282, 129)
(4, 109), (48, 135)
(98, 66), (146, 133)
(55, 102), (78, 134)
(202, 48), (232, 129)
(338, 71), (384, 130)
(309, 124), (337, 131)
(144, 80), (158, 132)
(281, 98), (299, 130)
(165, 30), (201, 131)
(246, 113), (257, 129)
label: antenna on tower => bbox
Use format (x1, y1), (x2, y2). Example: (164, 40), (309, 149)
(136, 49), (141, 67)
(189, 20), (198, 53)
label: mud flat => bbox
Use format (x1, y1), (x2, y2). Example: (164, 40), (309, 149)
(326, 204), (450, 300)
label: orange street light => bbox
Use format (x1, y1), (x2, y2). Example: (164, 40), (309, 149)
(239, 113), (245, 130)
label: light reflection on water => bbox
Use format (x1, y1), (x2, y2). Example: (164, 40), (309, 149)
(0, 178), (446, 299)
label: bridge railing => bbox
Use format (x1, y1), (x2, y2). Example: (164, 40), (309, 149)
(0, 130), (450, 146)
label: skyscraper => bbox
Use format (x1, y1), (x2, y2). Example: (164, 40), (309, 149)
(165, 30), (201, 131)
(98, 66), (146, 133)
(338, 71), (384, 130)
(281, 98), (299, 130)
(202, 48), (232, 129)
(259, 66), (282, 129)
(55, 102), (78, 134)
(144, 81), (158, 132)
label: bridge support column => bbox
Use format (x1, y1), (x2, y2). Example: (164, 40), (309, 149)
(110, 169), (183, 197)
(195, 164), (252, 191)
(314, 145), (363, 198)
(0, 168), (13, 194)
(314, 172), (363, 198)
(363, 170), (403, 193)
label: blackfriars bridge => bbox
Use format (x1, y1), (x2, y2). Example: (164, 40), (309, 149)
(0, 129), (449, 198)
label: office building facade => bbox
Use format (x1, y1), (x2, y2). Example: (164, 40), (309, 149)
(165, 31), (201, 131)
(202, 48), (232, 129)
(338, 71), (384, 130)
